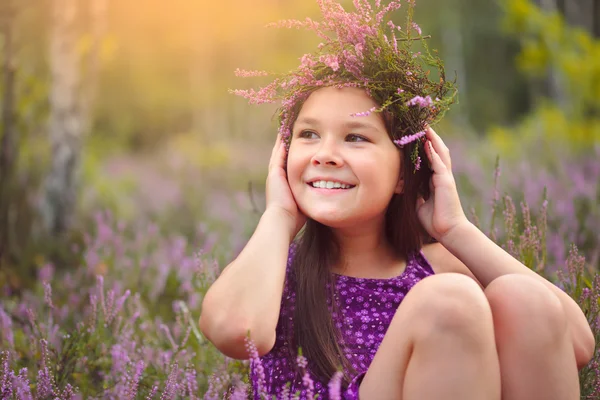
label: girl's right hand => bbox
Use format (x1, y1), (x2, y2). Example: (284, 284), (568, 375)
(265, 133), (307, 239)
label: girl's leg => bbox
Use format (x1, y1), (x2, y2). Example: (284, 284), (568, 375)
(358, 273), (501, 400)
(484, 274), (580, 400)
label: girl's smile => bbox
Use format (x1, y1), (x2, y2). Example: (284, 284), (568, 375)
(286, 86), (404, 228)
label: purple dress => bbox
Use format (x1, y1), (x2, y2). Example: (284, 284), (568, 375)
(250, 243), (435, 399)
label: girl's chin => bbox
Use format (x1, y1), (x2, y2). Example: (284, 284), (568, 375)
(302, 209), (355, 228)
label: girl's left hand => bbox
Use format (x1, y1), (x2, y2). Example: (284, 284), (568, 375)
(416, 126), (469, 243)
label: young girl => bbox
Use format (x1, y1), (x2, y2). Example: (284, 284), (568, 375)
(199, 1), (594, 399)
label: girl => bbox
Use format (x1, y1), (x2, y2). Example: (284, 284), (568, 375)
(199, 1), (594, 399)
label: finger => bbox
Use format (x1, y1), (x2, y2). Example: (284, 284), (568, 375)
(425, 126), (451, 170)
(416, 195), (425, 210)
(269, 133), (282, 170)
(425, 139), (448, 175)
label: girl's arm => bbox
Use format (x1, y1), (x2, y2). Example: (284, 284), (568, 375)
(440, 220), (596, 369)
(199, 207), (296, 360)
(417, 125), (594, 370)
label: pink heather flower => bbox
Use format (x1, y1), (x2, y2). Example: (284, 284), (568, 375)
(406, 71), (412, 76)
(1, 352), (12, 398)
(394, 130), (426, 147)
(374, 47), (381, 56)
(125, 360), (145, 400)
(376, 1), (402, 24)
(38, 263), (55, 282)
(37, 339), (54, 398)
(147, 385), (158, 400)
(328, 371), (343, 400)
(43, 282), (54, 310)
(0, 307), (14, 347)
(296, 354), (314, 398)
(406, 95), (433, 108)
(300, 54), (317, 68)
(397, 88), (404, 94)
(319, 54), (340, 71)
(14, 367), (33, 399)
(296, 354), (308, 369)
(160, 363), (179, 400)
(415, 155), (422, 170)
(350, 106), (377, 117)
(412, 22), (422, 35)
(234, 68), (268, 77)
(245, 335), (267, 397)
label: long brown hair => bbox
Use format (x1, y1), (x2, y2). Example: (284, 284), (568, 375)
(283, 88), (433, 388)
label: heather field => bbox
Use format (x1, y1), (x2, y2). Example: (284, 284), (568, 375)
(1, 0), (600, 399)
(2, 135), (600, 399)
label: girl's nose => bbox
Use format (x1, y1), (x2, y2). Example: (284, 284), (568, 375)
(311, 139), (344, 167)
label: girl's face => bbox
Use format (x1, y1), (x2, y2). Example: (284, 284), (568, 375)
(287, 86), (404, 229)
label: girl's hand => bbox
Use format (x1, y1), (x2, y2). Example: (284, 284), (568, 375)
(265, 133), (307, 239)
(416, 126), (469, 243)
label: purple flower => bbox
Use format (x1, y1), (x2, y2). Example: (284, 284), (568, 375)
(245, 335), (267, 397)
(328, 371), (343, 400)
(412, 22), (422, 35)
(394, 130), (426, 147)
(406, 95), (433, 108)
(350, 106), (377, 117)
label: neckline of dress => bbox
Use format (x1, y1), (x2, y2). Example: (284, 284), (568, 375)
(330, 251), (418, 282)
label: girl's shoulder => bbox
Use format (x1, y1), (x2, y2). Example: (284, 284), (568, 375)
(420, 242), (484, 289)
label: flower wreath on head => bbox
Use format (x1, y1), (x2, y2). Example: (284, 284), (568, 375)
(231, 0), (458, 173)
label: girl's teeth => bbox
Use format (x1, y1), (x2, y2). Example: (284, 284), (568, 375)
(311, 181), (354, 189)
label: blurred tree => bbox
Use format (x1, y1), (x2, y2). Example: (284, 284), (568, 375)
(40, 0), (107, 236)
(0, 0), (17, 264)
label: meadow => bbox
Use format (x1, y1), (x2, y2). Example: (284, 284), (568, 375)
(1, 0), (599, 398)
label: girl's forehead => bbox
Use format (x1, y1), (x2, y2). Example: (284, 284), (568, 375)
(295, 87), (384, 128)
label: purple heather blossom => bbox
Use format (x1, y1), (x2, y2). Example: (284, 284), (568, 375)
(394, 130), (426, 147)
(234, 68), (269, 77)
(406, 95), (433, 108)
(43, 282), (54, 310)
(126, 360), (145, 400)
(350, 106), (377, 117)
(0, 307), (14, 347)
(37, 339), (53, 398)
(319, 54), (340, 71)
(415, 155), (422, 170)
(245, 335), (267, 397)
(328, 371), (343, 400)
(412, 22), (422, 35)
(296, 355), (314, 399)
(160, 363), (179, 400)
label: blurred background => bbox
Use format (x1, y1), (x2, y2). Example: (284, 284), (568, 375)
(0, 0), (599, 293)
(0, 0), (599, 396)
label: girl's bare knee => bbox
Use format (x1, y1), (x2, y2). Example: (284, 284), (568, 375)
(485, 274), (568, 343)
(408, 273), (493, 339)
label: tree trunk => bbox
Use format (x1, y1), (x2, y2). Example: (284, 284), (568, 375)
(81, 0), (108, 134)
(40, 0), (83, 236)
(531, 0), (568, 109)
(0, 0), (17, 263)
(442, 0), (470, 129)
(562, 0), (595, 33)
(595, 0), (600, 38)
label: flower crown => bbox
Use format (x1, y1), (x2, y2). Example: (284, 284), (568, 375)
(231, 0), (458, 172)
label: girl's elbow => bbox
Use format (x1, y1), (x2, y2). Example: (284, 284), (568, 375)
(575, 324), (596, 370)
(198, 308), (276, 360)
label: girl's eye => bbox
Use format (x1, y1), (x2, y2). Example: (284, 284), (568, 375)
(299, 130), (318, 139)
(297, 131), (368, 142)
(347, 134), (368, 143)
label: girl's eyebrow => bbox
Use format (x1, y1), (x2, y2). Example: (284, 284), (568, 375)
(295, 116), (380, 131)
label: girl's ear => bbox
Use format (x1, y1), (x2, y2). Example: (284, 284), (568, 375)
(394, 174), (404, 194)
